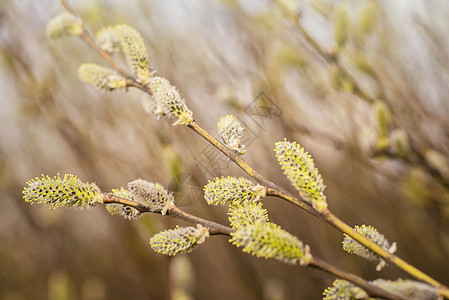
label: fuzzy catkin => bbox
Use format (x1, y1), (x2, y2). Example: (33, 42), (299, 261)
(230, 222), (311, 265)
(115, 24), (152, 83)
(149, 76), (193, 125)
(106, 187), (141, 219)
(228, 202), (269, 229)
(275, 139), (327, 211)
(128, 179), (175, 215)
(204, 176), (266, 206)
(150, 225), (209, 256)
(46, 12), (83, 39)
(23, 174), (103, 209)
(78, 63), (127, 91)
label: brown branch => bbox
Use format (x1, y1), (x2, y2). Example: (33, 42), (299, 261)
(310, 256), (404, 300)
(167, 207), (233, 235)
(103, 193), (233, 235)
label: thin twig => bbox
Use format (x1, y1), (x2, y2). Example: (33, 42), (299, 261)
(274, 0), (449, 191)
(103, 194), (400, 299)
(321, 209), (449, 298)
(187, 120), (317, 215)
(310, 256), (405, 300)
(167, 207), (234, 235)
(103, 193), (232, 235)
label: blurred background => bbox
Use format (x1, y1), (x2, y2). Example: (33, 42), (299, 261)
(1, 0), (449, 299)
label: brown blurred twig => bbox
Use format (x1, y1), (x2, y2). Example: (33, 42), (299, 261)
(275, 0), (449, 193)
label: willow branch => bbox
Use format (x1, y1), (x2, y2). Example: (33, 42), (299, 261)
(103, 195), (399, 299)
(167, 207), (233, 235)
(103, 193), (232, 235)
(321, 209), (449, 298)
(188, 121), (449, 295)
(62, 3), (449, 296)
(60, 0), (150, 94)
(187, 120), (316, 215)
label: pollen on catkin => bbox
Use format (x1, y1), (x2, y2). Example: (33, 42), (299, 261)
(78, 63), (127, 91)
(228, 202), (269, 229)
(230, 222), (311, 265)
(23, 174), (103, 209)
(46, 12), (83, 39)
(115, 24), (152, 83)
(323, 279), (368, 300)
(95, 26), (121, 54)
(343, 225), (397, 271)
(150, 224), (210, 256)
(106, 187), (141, 220)
(217, 115), (246, 154)
(204, 176), (266, 206)
(149, 76), (193, 125)
(127, 179), (175, 215)
(275, 139), (327, 211)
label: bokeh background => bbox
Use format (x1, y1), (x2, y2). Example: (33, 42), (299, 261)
(1, 0), (449, 299)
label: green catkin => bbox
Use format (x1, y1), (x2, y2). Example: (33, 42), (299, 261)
(96, 26), (121, 54)
(204, 176), (266, 206)
(228, 202), (269, 229)
(46, 12), (83, 39)
(217, 115), (246, 154)
(275, 139), (327, 211)
(230, 222), (312, 265)
(343, 225), (397, 271)
(150, 224), (209, 256)
(115, 24), (152, 83)
(323, 279), (368, 300)
(78, 63), (127, 91)
(23, 174), (103, 209)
